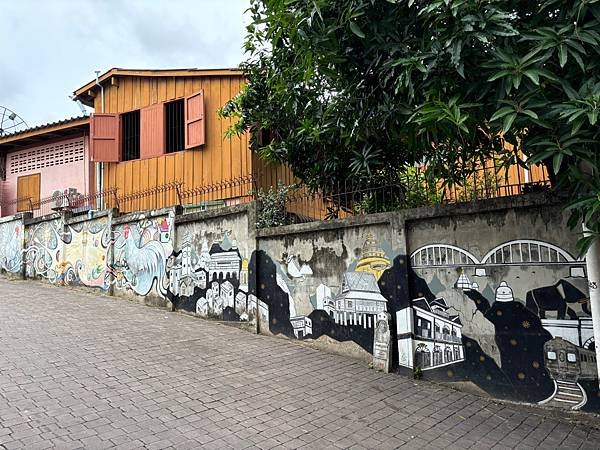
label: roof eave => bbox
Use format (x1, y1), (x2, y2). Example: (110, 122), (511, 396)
(0, 117), (90, 151)
(72, 67), (244, 106)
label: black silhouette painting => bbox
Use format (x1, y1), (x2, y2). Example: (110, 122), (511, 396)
(526, 279), (590, 319)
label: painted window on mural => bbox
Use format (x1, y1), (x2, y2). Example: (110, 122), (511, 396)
(16, 173), (40, 212)
(415, 345), (431, 368)
(433, 346), (442, 365)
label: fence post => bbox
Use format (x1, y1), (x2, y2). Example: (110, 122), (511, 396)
(175, 182), (183, 206)
(113, 189), (120, 212)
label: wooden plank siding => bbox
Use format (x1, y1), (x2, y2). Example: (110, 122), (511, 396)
(93, 74), (263, 211)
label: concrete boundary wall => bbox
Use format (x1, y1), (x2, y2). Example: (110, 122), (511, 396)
(0, 194), (597, 413)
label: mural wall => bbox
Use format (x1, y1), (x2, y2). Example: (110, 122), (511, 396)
(25, 216), (111, 288)
(403, 206), (599, 413)
(167, 213), (255, 326)
(252, 226), (407, 360)
(111, 212), (174, 299)
(0, 218), (23, 274)
(3, 199), (597, 414)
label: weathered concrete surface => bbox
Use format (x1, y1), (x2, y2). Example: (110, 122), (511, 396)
(0, 277), (598, 450)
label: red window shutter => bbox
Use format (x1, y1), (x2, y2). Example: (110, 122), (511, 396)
(140, 103), (165, 159)
(184, 89), (205, 149)
(90, 113), (121, 162)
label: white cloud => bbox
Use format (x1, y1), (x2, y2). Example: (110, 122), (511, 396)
(0, 0), (248, 126)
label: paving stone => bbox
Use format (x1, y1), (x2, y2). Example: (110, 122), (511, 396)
(0, 277), (598, 449)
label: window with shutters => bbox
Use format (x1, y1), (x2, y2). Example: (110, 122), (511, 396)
(122, 110), (140, 161)
(185, 90), (205, 149)
(165, 99), (185, 153)
(17, 173), (40, 212)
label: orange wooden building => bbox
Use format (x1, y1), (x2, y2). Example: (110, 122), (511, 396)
(72, 68), (290, 212)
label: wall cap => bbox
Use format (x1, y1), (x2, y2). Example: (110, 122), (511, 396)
(112, 206), (179, 225)
(0, 212), (31, 224)
(175, 203), (255, 225)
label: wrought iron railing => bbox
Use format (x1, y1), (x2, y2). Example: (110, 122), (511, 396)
(0, 162), (551, 224)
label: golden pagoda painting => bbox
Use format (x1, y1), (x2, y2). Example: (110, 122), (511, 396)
(355, 233), (391, 280)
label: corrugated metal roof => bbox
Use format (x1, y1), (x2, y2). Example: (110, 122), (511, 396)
(0, 115), (89, 140)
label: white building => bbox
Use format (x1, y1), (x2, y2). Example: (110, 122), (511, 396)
(197, 270), (207, 290)
(196, 297), (208, 316)
(247, 294), (258, 316)
(235, 291), (247, 315)
(332, 272), (387, 328)
(220, 280), (234, 308)
(290, 316), (312, 339)
(208, 248), (241, 281)
(397, 297), (464, 371)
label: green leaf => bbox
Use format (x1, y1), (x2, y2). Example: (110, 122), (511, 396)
(558, 44), (567, 67)
(349, 22), (365, 38)
(553, 152), (564, 173)
(503, 112), (517, 132)
(490, 106), (514, 122)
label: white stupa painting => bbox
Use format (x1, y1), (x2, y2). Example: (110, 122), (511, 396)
(455, 271), (472, 291)
(495, 281), (514, 302)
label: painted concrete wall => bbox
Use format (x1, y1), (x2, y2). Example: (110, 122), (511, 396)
(2, 135), (92, 216)
(0, 215), (25, 274)
(253, 216), (408, 362)
(169, 207), (254, 329)
(2, 195), (597, 414)
(111, 209), (175, 306)
(24, 213), (111, 288)
(402, 202), (598, 413)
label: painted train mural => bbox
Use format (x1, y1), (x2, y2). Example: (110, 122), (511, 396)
(403, 240), (598, 412)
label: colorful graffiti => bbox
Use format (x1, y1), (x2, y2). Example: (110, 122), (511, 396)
(111, 215), (173, 297)
(0, 220), (23, 273)
(25, 218), (110, 288)
(404, 239), (598, 412)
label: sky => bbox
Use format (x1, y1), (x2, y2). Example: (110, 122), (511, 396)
(0, 0), (248, 128)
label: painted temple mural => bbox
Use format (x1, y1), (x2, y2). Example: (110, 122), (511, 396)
(403, 239), (599, 412)
(6, 207), (600, 414)
(249, 233), (406, 356)
(0, 220), (23, 274)
(25, 218), (111, 288)
(165, 229), (260, 324)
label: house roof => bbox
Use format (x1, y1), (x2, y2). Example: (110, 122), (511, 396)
(342, 271), (381, 293)
(0, 116), (89, 152)
(73, 67), (244, 106)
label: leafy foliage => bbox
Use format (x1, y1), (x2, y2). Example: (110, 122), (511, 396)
(255, 182), (295, 228)
(221, 0), (600, 250)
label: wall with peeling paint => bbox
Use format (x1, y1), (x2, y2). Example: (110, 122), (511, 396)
(253, 216), (409, 362)
(168, 207), (255, 331)
(1, 194), (597, 413)
(403, 203), (598, 412)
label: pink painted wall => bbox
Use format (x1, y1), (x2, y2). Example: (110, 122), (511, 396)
(1, 135), (92, 217)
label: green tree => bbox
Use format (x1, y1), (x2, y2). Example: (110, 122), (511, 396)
(221, 0), (600, 249)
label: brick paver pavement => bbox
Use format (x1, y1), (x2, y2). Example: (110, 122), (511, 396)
(0, 277), (599, 449)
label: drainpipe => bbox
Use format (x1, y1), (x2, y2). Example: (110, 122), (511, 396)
(95, 71), (105, 209)
(584, 226), (600, 387)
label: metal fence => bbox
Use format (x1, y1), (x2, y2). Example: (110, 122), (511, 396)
(0, 177), (258, 219)
(284, 163), (552, 223)
(0, 163), (551, 223)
